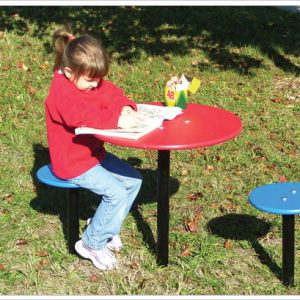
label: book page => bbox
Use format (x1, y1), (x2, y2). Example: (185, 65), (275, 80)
(75, 104), (183, 140)
(136, 104), (182, 120)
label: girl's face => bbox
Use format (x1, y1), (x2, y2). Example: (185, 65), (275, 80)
(64, 67), (101, 91)
(74, 75), (101, 91)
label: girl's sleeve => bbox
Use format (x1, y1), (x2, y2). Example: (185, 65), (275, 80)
(103, 80), (137, 112)
(47, 80), (137, 130)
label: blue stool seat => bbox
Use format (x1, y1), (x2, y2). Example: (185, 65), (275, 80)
(36, 164), (80, 254)
(249, 182), (300, 287)
(249, 182), (300, 215)
(37, 164), (79, 189)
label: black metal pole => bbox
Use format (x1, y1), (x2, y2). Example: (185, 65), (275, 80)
(157, 150), (170, 266)
(67, 189), (80, 254)
(282, 214), (295, 286)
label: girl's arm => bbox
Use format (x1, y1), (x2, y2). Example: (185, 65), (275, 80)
(46, 91), (134, 130)
(46, 74), (138, 129)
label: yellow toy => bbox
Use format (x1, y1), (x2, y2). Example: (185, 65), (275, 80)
(165, 75), (201, 109)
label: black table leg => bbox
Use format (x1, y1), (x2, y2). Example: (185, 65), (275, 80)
(282, 214), (295, 286)
(157, 150), (170, 266)
(67, 189), (80, 254)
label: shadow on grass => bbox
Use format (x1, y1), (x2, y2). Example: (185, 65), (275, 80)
(1, 6), (299, 75)
(30, 143), (179, 255)
(207, 213), (282, 280)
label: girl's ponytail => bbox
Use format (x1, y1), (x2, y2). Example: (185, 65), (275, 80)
(52, 26), (73, 71)
(52, 26), (109, 79)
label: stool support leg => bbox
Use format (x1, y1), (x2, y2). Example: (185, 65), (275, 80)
(67, 189), (79, 254)
(282, 214), (295, 286)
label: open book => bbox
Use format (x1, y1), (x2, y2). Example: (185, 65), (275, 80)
(75, 104), (183, 140)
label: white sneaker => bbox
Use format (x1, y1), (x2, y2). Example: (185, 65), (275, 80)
(75, 239), (116, 270)
(107, 235), (123, 252)
(86, 218), (123, 252)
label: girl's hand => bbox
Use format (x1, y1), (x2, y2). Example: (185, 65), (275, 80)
(118, 106), (142, 129)
(120, 106), (135, 116)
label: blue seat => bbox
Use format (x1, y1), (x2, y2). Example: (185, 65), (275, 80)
(249, 182), (300, 215)
(37, 164), (79, 189)
(36, 164), (80, 254)
(249, 182), (300, 286)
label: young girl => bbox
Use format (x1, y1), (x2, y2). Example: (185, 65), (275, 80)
(45, 28), (142, 270)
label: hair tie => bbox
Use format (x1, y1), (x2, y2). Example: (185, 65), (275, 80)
(68, 34), (76, 42)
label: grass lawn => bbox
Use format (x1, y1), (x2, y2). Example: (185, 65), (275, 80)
(0, 6), (299, 296)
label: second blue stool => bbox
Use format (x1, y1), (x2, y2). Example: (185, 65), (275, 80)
(37, 164), (80, 254)
(249, 182), (300, 286)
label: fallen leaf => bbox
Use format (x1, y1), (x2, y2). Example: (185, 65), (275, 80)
(178, 161), (184, 167)
(19, 166), (27, 173)
(164, 55), (171, 62)
(205, 165), (215, 171)
(279, 176), (287, 182)
(39, 258), (49, 266)
(235, 170), (243, 175)
(271, 98), (283, 103)
(7, 195), (13, 203)
(187, 221), (198, 232)
(216, 155), (225, 162)
(0, 264), (5, 271)
(130, 261), (140, 270)
(254, 156), (266, 162)
(187, 192), (203, 201)
(4, 193), (13, 203)
(35, 250), (47, 257)
(193, 206), (203, 222)
(147, 151), (155, 158)
(39, 63), (49, 70)
(185, 219), (198, 232)
(27, 85), (36, 96)
(275, 143), (284, 152)
(191, 60), (198, 66)
(16, 239), (27, 246)
(220, 202), (240, 212)
(225, 239), (231, 250)
(182, 177), (189, 183)
(181, 169), (189, 176)
(195, 148), (208, 157)
(130, 262), (140, 270)
(182, 247), (190, 257)
(215, 270), (222, 278)
(26, 183), (36, 191)
(88, 274), (99, 282)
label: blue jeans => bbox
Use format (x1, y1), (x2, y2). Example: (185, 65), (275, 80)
(67, 153), (142, 250)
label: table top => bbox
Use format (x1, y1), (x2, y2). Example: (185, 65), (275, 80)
(99, 102), (242, 150)
(249, 182), (300, 215)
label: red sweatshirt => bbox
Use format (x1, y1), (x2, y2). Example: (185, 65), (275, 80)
(45, 70), (137, 179)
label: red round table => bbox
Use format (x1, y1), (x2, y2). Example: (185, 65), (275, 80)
(95, 103), (242, 266)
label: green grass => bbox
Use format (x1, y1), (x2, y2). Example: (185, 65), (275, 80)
(0, 6), (300, 295)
